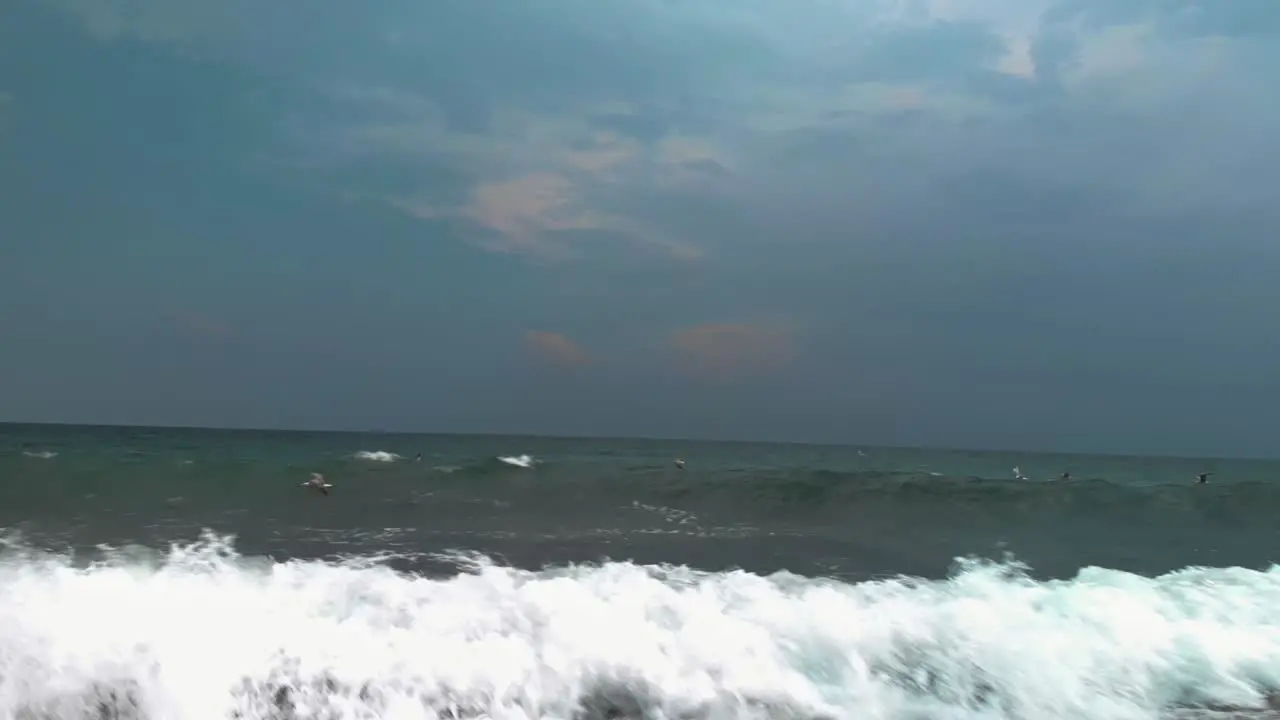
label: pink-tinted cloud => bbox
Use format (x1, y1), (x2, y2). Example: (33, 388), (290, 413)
(524, 330), (592, 368)
(462, 173), (614, 257)
(670, 322), (792, 378)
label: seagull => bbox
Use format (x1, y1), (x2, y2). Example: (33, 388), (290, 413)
(673, 457), (685, 469)
(301, 472), (333, 496)
(1196, 472), (1212, 484)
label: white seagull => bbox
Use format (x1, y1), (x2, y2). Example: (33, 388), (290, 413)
(301, 472), (334, 496)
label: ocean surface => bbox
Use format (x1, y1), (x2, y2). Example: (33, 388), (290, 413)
(2, 423), (1279, 720)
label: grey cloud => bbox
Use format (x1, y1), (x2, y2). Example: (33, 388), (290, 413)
(1044, 0), (1280, 40)
(23, 0), (1280, 255)
(849, 22), (1010, 85)
(41, 0), (772, 106)
(6, 0), (1280, 452)
(38, 0), (1275, 260)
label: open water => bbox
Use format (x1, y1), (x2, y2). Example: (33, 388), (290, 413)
(2, 423), (1279, 720)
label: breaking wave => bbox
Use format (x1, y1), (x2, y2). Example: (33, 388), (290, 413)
(498, 454), (536, 468)
(353, 451), (401, 462)
(2, 533), (1279, 719)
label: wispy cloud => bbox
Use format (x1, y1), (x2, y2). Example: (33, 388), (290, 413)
(563, 132), (641, 174)
(524, 331), (592, 369)
(303, 91), (718, 260)
(670, 322), (792, 379)
(36, 0), (1278, 257)
(6, 0), (1279, 450)
(465, 174), (610, 255)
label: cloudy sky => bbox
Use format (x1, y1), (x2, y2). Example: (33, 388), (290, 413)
(2, 0), (1278, 456)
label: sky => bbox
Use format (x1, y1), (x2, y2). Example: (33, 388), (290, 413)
(1, 0), (1278, 457)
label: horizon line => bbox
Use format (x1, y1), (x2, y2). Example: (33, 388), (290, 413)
(0, 420), (1269, 463)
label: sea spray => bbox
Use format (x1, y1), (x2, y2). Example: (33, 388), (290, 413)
(3, 533), (1280, 719)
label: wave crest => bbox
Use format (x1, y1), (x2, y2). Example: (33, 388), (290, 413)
(2, 533), (1280, 719)
(353, 450), (401, 462)
(498, 454), (536, 468)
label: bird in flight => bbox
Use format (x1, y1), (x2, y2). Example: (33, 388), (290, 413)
(301, 472), (333, 496)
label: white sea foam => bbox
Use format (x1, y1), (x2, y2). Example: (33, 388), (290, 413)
(631, 501), (699, 526)
(498, 454), (536, 468)
(1, 533), (1279, 720)
(353, 450), (401, 462)
(21, 449), (58, 459)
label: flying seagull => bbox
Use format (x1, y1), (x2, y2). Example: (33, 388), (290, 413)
(301, 472), (333, 496)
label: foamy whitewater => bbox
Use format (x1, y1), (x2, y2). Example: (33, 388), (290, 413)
(354, 451), (402, 462)
(8, 426), (1280, 719)
(3, 534), (1280, 720)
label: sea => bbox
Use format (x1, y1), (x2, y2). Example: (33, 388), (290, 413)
(2, 423), (1279, 720)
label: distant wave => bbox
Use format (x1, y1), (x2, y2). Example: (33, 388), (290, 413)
(497, 454), (536, 468)
(0, 445), (1256, 516)
(425, 455), (542, 476)
(630, 500), (699, 526)
(628, 469), (1253, 510)
(0, 532), (1278, 719)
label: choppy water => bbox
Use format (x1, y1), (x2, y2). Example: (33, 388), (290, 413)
(2, 423), (1279, 719)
